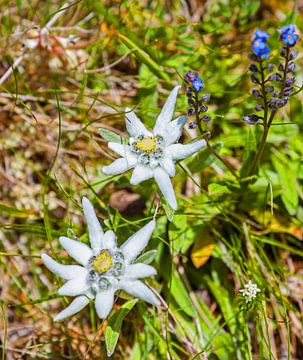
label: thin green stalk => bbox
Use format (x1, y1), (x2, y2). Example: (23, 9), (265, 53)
(1, 303), (8, 360)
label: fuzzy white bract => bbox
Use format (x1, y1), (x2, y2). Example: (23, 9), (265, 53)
(239, 280), (261, 303)
(102, 86), (206, 210)
(41, 197), (159, 321)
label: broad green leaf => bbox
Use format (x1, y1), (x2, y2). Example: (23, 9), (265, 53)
(99, 128), (127, 144)
(240, 127), (258, 177)
(272, 156), (298, 215)
(171, 271), (196, 317)
(135, 250), (157, 264)
(105, 299), (138, 357)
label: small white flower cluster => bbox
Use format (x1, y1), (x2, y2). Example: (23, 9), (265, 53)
(239, 280), (261, 303)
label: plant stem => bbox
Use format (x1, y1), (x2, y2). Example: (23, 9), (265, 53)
(247, 46), (290, 177)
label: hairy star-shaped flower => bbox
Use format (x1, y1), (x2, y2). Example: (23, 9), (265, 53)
(102, 86), (206, 210)
(41, 197), (159, 321)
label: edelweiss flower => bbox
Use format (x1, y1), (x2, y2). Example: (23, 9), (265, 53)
(239, 280), (261, 303)
(102, 86), (206, 210)
(41, 197), (159, 321)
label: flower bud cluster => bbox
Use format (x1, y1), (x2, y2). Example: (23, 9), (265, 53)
(184, 71), (211, 130)
(243, 24), (299, 125)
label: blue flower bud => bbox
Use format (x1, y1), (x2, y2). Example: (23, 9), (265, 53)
(192, 78), (204, 92)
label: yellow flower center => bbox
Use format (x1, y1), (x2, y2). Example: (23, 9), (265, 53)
(135, 136), (157, 153)
(92, 250), (113, 273)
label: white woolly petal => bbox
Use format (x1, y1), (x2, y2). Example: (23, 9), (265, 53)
(130, 165), (154, 185)
(59, 236), (93, 266)
(108, 142), (136, 161)
(121, 220), (156, 264)
(54, 295), (90, 321)
(125, 108), (151, 137)
(41, 254), (86, 280)
(160, 158), (176, 177)
(120, 280), (160, 306)
(153, 167), (177, 210)
(166, 140), (206, 161)
(58, 276), (89, 296)
(103, 230), (117, 250)
(154, 116), (186, 145)
(102, 158), (137, 176)
(95, 289), (115, 319)
(153, 85), (181, 131)
(124, 263), (157, 279)
(82, 197), (103, 254)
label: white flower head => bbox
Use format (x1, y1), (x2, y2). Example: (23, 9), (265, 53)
(23, 28), (76, 52)
(239, 280), (261, 303)
(102, 86), (206, 210)
(41, 197), (159, 321)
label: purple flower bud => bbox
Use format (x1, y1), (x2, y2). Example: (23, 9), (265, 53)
(201, 115), (211, 122)
(278, 63), (284, 71)
(184, 71), (198, 83)
(201, 94), (211, 102)
(268, 64), (274, 71)
(269, 98), (278, 109)
(255, 104), (263, 111)
(283, 88), (294, 96)
(280, 48), (287, 57)
(285, 77), (295, 87)
(277, 97), (288, 108)
(187, 108), (195, 116)
(266, 86), (274, 93)
(249, 53), (258, 61)
(249, 64), (258, 72)
(186, 90), (193, 98)
(272, 90), (279, 97)
(188, 121), (197, 129)
(287, 62), (296, 73)
(251, 74), (259, 84)
(290, 49), (298, 60)
(243, 114), (259, 125)
(269, 73), (282, 82)
(187, 98), (195, 106)
(252, 89), (260, 98)
(200, 105), (208, 113)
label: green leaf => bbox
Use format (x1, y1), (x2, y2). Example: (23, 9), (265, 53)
(272, 156), (298, 215)
(135, 250), (157, 264)
(99, 128), (127, 144)
(240, 127), (257, 177)
(118, 33), (170, 81)
(187, 142), (223, 173)
(171, 271), (196, 317)
(105, 299), (138, 357)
